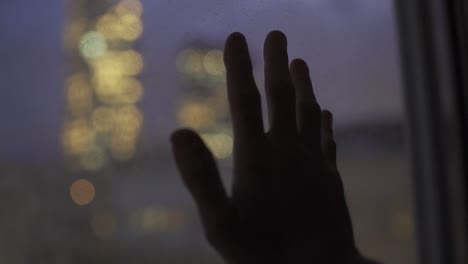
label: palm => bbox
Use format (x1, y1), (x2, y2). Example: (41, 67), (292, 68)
(171, 31), (362, 263)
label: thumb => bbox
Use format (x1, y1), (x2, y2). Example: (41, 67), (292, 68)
(171, 129), (229, 231)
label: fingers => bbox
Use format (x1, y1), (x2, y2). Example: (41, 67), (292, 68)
(171, 129), (229, 227)
(321, 110), (337, 167)
(290, 59), (322, 151)
(224, 32), (265, 151)
(264, 31), (296, 135)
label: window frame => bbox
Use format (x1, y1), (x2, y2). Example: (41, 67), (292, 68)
(395, 0), (468, 263)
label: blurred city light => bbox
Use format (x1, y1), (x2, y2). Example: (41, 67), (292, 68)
(79, 31), (108, 59)
(70, 179), (96, 206)
(63, 0), (144, 168)
(177, 100), (216, 129)
(129, 207), (188, 233)
(203, 49), (225, 76)
(176, 47), (233, 159)
(201, 132), (233, 159)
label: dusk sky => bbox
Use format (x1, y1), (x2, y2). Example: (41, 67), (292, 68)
(0, 0), (402, 162)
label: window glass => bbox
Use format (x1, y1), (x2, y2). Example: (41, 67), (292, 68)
(0, 0), (415, 263)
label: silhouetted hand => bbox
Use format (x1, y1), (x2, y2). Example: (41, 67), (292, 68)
(171, 31), (377, 264)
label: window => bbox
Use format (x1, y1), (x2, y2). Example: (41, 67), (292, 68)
(1, 0), (446, 263)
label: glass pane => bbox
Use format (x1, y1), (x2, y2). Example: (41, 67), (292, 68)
(0, 0), (416, 263)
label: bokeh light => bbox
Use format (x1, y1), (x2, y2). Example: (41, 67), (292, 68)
(94, 77), (143, 105)
(203, 50), (225, 76)
(65, 11), (144, 169)
(129, 207), (187, 233)
(95, 10), (143, 41)
(79, 31), (107, 59)
(62, 119), (95, 155)
(91, 106), (115, 132)
(114, 105), (143, 133)
(66, 73), (93, 117)
(176, 49), (204, 75)
(70, 179), (96, 206)
(177, 101), (216, 129)
(201, 132), (233, 159)
(91, 50), (144, 81)
(115, 0), (143, 17)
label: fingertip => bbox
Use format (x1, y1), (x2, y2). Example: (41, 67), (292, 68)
(290, 58), (309, 73)
(290, 58), (307, 66)
(171, 129), (216, 182)
(265, 30), (287, 46)
(171, 128), (198, 144)
(225, 32), (247, 53)
(224, 32), (252, 72)
(170, 128), (204, 154)
(226, 32), (246, 43)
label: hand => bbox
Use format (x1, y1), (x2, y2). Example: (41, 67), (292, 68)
(171, 31), (375, 264)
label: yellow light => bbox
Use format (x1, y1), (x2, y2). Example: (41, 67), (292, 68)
(130, 207), (169, 232)
(91, 106), (115, 132)
(62, 119), (95, 155)
(176, 49), (203, 74)
(92, 55), (122, 79)
(177, 101), (216, 129)
(108, 105), (142, 160)
(94, 77), (143, 105)
(110, 133), (137, 161)
(203, 50), (225, 76)
(119, 13), (143, 41)
(96, 14), (118, 39)
(119, 50), (144, 75)
(91, 212), (116, 239)
(114, 105), (143, 132)
(117, 78), (143, 104)
(115, 0), (143, 16)
(79, 31), (107, 59)
(91, 50), (144, 83)
(80, 147), (107, 171)
(96, 12), (143, 41)
(66, 73), (93, 116)
(70, 179), (96, 206)
(201, 132), (233, 159)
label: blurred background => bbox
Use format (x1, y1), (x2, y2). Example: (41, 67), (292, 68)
(0, 0), (416, 263)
